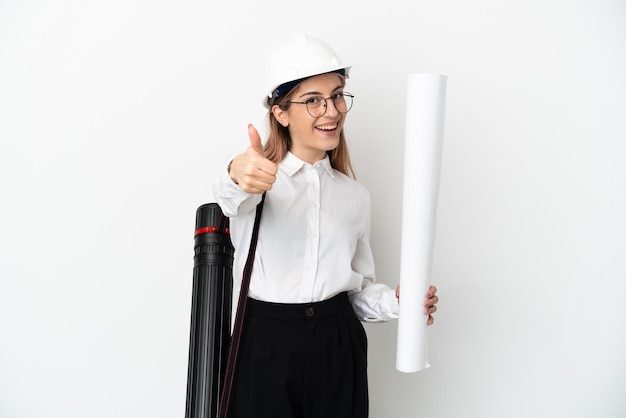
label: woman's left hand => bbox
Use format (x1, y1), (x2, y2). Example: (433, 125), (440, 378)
(395, 285), (439, 325)
(424, 286), (438, 325)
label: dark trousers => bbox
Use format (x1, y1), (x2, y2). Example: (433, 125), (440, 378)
(229, 292), (369, 418)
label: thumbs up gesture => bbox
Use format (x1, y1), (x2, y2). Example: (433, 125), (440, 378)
(228, 124), (278, 194)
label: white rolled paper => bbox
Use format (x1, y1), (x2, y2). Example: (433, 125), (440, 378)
(396, 73), (447, 373)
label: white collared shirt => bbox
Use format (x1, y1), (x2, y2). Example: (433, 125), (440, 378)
(213, 152), (399, 322)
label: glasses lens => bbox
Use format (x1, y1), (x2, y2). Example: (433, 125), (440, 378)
(306, 97), (325, 117)
(335, 93), (353, 114)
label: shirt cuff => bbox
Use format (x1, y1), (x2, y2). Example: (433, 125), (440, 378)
(213, 156), (260, 217)
(349, 285), (400, 323)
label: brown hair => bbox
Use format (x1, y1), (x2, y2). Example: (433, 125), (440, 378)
(262, 76), (356, 179)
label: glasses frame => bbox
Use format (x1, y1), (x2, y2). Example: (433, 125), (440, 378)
(287, 92), (355, 118)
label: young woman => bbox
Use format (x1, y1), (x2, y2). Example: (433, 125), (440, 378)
(213, 33), (439, 418)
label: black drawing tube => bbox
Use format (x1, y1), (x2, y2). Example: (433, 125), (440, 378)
(185, 203), (233, 418)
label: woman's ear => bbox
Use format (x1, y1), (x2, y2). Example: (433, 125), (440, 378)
(271, 105), (289, 127)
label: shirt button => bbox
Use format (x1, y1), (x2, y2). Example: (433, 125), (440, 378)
(305, 307), (315, 317)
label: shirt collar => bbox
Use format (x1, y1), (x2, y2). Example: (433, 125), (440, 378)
(281, 152), (336, 179)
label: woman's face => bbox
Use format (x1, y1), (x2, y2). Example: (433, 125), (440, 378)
(272, 72), (347, 164)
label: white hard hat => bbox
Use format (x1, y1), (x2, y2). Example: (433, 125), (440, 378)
(263, 33), (352, 108)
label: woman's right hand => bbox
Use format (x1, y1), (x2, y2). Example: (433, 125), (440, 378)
(228, 124), (278, 194)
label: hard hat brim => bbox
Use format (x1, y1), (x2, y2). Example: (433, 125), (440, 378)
(263, 65), (352, 109)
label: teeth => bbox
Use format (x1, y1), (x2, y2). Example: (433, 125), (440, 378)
(317, 124), (337, 131)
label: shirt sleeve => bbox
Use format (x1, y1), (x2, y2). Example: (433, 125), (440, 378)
(348, 189), (400, 322)
(349, 281), (399, 322)
(213, 156), (262, 217)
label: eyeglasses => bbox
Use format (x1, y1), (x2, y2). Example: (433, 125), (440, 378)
(287, 92), (354, 118)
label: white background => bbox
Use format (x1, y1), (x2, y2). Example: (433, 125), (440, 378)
(1, 1), (625, 417)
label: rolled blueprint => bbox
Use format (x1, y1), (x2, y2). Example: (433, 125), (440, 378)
(396, 73), (447, 373)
